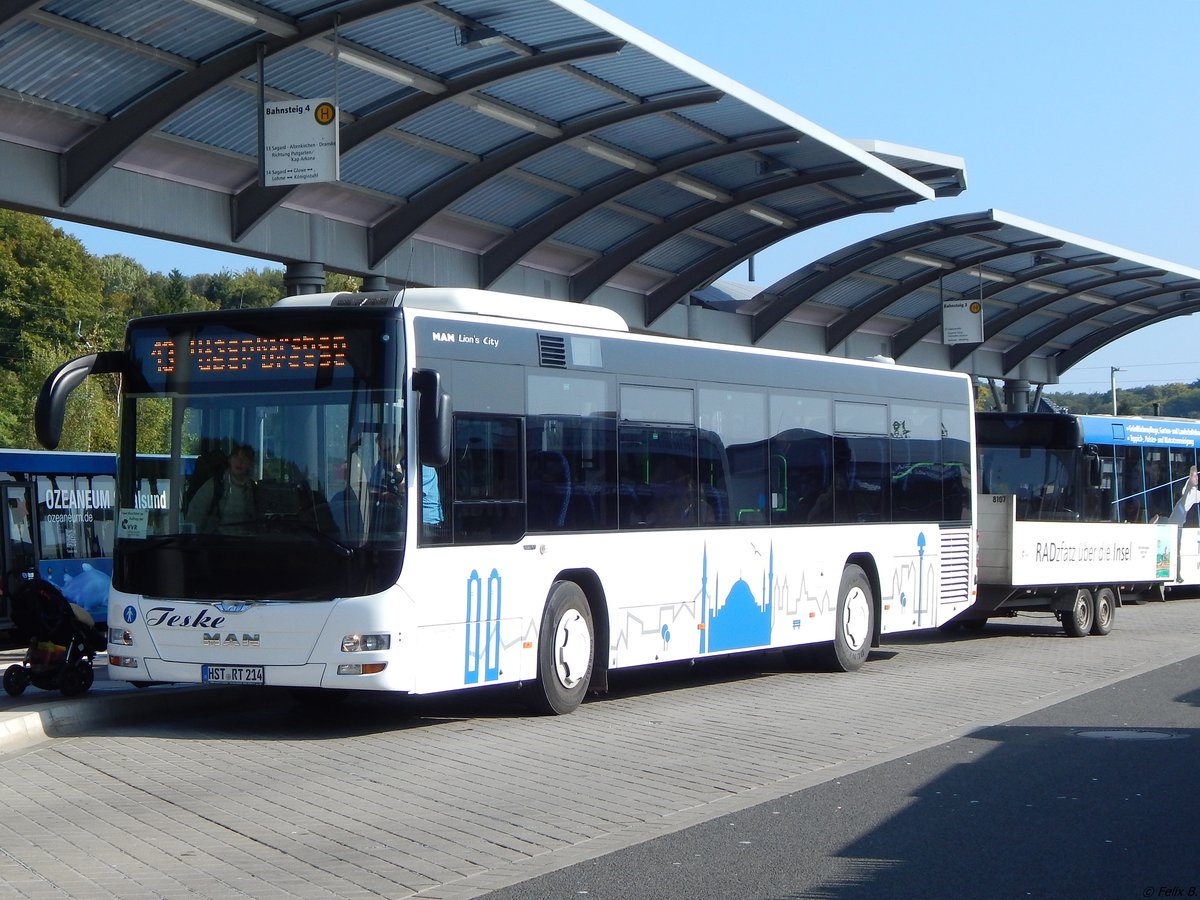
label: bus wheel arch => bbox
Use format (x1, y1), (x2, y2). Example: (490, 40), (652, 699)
(846, 553), (881, 649)
(558, 568), (609, 693)
(826, 557), (878, 672)
(524, 576), (600, 715)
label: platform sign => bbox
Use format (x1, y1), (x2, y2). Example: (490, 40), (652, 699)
(262, 98), (339, 186)
(942, 298), (983, 345)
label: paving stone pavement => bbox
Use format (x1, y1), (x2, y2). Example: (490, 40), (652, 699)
(0, 598), (1197, 899)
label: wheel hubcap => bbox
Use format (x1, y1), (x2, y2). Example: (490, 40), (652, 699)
(554, 610), (591, 690)
(1075, 592), (1092, 627)
(843, 586), (869, 652)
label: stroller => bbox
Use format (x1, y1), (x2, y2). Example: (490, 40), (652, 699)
(3, 577), (102, 697)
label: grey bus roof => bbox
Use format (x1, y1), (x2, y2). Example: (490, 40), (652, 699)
(275, 286), (629, 331)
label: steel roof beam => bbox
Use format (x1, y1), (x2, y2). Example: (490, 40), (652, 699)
(1000, 281), (1200, 374)
(360, 86), (719, 267)
(822, 242), (1065, 353)
(0, 2), (42, 28)
(641, 193), (915, 327)
(750, 215), (1004, 342)
(479, 128), (804, 288)
(26, 8), (198, 70)
(945, 261), (1152, 367)
(1054, 298), (1200, 374)
(889, 307), (944, 361)
(753, 213), (1008, 343)
(60, 0), (417, 207)
(886, 241), (1113, 361)
(568, 164), (862, 305)
(235, 36), (627, 242)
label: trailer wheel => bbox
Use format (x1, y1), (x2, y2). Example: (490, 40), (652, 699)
(1062, 588), (1094, 637)
(1091, 587), (1116, 636)
(525, 581), (594, 715)
(823, 564), (874, 671)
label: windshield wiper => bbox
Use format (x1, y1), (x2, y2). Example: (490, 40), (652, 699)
(255, 515), (356, 558)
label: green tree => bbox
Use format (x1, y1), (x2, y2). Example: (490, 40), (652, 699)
(0, 212), (106, 448)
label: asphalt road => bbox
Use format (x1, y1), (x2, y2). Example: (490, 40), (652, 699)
(481, 655), (1200, 900)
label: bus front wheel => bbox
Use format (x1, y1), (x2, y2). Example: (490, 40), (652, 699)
(825, 565), (874, 672)
(1062, 588), (1094, 637)
(526, 581), (594, 715)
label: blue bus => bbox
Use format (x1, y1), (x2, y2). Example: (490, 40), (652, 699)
(1, 448), (116, 634)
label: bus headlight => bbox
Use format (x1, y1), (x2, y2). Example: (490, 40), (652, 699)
(109, 628), (133, 646)
(337, 662), (387, 675)
(341, 633), (391, 652)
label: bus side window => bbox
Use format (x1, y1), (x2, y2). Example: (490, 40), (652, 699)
(452, 416), (523, 544)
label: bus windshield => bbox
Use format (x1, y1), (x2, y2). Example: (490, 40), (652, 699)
(113, 309), (407, 601)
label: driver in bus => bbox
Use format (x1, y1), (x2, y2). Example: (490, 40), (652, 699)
(371, 432), (443, 534)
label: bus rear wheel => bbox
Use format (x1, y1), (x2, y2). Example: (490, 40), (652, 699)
(525, 581), (594, 715)
(1062, 588), (1094, 637)
(1091, 587), (1116, 636)
(823, 564), (874, 672)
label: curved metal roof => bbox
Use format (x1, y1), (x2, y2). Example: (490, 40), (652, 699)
(0, 0), (961, 318)
(744, 209), (1200, 381)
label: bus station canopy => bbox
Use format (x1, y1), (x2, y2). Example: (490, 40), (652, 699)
(0, 1), (1193, 386)
(0, 0), (959, 316)
(740, 209), (1200, 382)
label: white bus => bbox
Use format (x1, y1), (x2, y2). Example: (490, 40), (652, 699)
(37, 288), (977, 713)
(968, 411), (1188, 636)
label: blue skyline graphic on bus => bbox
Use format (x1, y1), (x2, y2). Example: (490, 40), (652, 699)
(464, 568), (502, 684)
(701, 544), (773, 653)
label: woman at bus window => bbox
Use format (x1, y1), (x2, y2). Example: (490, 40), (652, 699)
(185, 443), (259, 534)
(371, 432), (444, 532)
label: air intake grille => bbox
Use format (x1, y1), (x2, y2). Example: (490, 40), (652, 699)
(538, 334), (567, 367)
(939, 526), (972, 605)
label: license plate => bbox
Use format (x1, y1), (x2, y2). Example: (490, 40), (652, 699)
(202, 664), (265, 685)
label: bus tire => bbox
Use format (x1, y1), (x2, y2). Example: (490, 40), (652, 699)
(824, 564), (874, 672)
(526, 581), (593, 715)
(1062, 588), (1094, 637)
(1091, 587), (1116, 636)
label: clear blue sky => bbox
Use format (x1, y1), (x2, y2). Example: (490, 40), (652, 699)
(54, 0), (1200, 394)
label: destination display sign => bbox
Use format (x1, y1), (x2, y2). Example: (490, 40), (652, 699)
(148, 334), (350, 375)
(128, 318), (398, 393)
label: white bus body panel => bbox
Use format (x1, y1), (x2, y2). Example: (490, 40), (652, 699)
(978, 493), (1175, 588)
(1175, 528), (1200, 588)
(110, 522), (973, 694)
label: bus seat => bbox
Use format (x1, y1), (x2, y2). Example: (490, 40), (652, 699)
(703, 484), (728, 524)
(528, 450), (572, 529)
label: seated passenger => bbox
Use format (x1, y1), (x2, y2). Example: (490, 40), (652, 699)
(185, 443), (258, 534)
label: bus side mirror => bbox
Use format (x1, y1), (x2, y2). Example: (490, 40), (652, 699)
(412, 368), (452, 467)
(35, 351), (124, 449)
